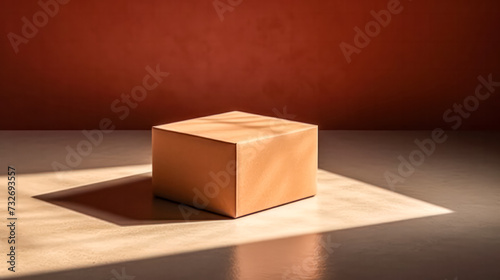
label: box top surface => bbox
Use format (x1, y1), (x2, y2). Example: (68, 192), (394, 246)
(153, 111), (316, 144)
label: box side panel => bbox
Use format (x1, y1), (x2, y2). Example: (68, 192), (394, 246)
(153, 129), (237, 217)
(237, 127), (317, 217)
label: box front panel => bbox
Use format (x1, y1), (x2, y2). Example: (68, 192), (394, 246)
(153, 129), (237, 217)
(237, 127), (317, 217)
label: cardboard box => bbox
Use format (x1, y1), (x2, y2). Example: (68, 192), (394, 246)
(152, 111), (317, 218)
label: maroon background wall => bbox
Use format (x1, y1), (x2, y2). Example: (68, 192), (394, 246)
(1, 0), (500, 130)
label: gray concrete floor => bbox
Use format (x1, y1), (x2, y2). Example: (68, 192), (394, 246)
(1, 131), (499, 280)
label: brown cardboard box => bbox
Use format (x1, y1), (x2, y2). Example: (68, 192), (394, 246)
(152, 111), (317, 218)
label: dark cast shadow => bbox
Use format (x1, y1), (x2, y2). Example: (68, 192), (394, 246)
(34, 173), (231, 226)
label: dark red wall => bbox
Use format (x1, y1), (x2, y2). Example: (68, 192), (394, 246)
(1, 0), (500, 130)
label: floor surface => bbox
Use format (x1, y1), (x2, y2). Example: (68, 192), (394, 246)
(0, 131), (499, 280)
